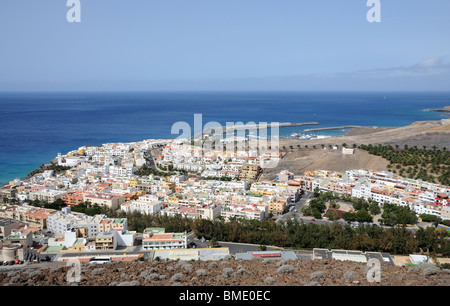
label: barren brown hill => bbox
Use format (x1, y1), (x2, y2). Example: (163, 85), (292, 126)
(279, 120), (450, 150)
(1, 258), (449, 286)
(344, 126), (396, 137)
(263, 120), (450, 178)
(262, 149), (389, 181)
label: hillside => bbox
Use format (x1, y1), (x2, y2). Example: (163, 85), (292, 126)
(262, 149), (389, 180)
(279, 120), (450, 149)
(261, 120), (450, 179)
(1, 258), (449, 286)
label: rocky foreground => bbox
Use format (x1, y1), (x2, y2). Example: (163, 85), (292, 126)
(1, 259), (449, 286)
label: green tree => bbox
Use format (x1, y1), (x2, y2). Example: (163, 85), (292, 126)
(209, 237), (219, 248)
(326, 210), (339, 221)
(355, 210), (373, 223)
(369, 203), (381, 215)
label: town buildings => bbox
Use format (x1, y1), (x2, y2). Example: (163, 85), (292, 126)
(142, 228), (187, 250)
(0, 137), (449, 253)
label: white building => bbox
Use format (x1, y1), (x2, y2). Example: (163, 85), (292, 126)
(142, 228), (187, 251)
(121, 194), (163, 215)
(29, 189), (66, 202)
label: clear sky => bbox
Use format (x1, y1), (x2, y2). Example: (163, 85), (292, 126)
(0, 0), (449, 91)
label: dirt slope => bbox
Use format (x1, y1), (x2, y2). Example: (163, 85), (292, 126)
(1, 259), (448, 286)
(262, 149), (389, 180)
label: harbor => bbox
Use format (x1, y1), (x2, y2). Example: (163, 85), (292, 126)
(303, 125), (362, 133)
(198, 122), (320, 138)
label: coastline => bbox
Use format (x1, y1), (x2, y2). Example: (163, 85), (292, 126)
(2, 115), (449, 187)
(3, 119), (449, 188)
(426, 106), (450, 114)
(2, 92), (449, 185)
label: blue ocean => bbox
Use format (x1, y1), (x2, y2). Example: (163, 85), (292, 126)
(1, 91), (449, 184)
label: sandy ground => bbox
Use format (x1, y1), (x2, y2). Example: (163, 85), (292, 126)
(279, 120), (450, 149)
(1, 258), (449, 286)
(259, 120), (450, 179)
(261, 149), (390, 180)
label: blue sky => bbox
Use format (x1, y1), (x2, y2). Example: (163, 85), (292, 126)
(0, 0), (449, 91)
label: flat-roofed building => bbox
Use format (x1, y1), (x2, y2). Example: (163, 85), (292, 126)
(3, 229), (33, 249)
(1, 188), (17, 200)
(98, 218), (128, 233)
(235, 251), (297, 261)
(442, 205), (450, 220)
(313, 248), (394, 265)
(62, 192), (85, 207)
(84, 193), (125, 209)
(0, 218), (22, 239)
(120, 194), (163, 215)
(142, 228), (187, 250)
(268, 199), (286, 216)
(25, 208), (53, 229)
(153, 247), (230, 261)
(47, 207), (105, 237)
(95, 231), (117, 250)
(239, 165), (261, 181)
(29, 189), (66, 203)
(276, 170), (294, 183)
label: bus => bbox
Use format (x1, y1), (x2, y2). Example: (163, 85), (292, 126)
(89, 256), (112, 264)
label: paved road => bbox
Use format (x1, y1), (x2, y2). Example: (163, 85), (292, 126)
(217, 242), (279, 254)
(276, 191), (351, 227)
(187, 232), (280, 254)
(145, 150), (160, 171)
(276, 191), (312, 223)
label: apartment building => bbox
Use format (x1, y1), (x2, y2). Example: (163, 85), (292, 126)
(0, 230), (33, 261)
(268, 199), (287, 216)
(196, 203), (222, 220)
(436, 193), (450, 206)
(120, 194), (163, 215)
(142, 228), (187, 250)
(239, 165), (261, 181)
(98, 218), (128, 233)
(1, 188), (17, 200)
(47, 208), (105, 236)
(61, 191), (85, 207)
(442, 205), (450, 220)
(0, 206), (54, 229)
(221, 204), (266, 221)
(84, 193), (125, 209)
(0, 218), (22, 239)
(29, 189), (66, 202)
(277, 170), (294, 183)
(95, 231), (117, 250)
